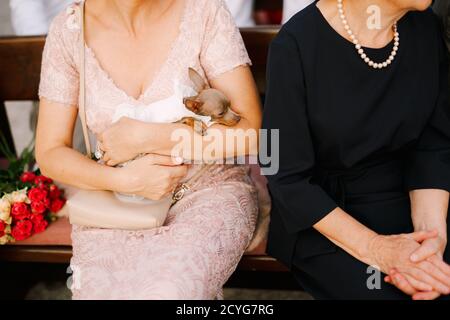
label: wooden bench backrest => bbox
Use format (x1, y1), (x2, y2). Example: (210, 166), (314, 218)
(0, 27), (279, 156)
(240, 27), (278, 95)
(0, 36), (45, 156)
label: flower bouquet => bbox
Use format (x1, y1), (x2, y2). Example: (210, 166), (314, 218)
(0, 135), (66, 244)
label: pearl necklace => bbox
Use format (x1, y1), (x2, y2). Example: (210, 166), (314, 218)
(337, 0), (399, 69)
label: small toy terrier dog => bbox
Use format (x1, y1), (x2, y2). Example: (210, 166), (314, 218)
(178, 68), (241, 135)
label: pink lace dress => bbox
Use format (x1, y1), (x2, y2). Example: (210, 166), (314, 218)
(38, 0), (258, 300)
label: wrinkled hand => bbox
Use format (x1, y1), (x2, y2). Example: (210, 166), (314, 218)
(385, 230), (449, 300)
(410, 231), (447, 261)
(98, 117), (147, 166)
(118, 154), (187, 201)
(385, 259), (448, 300)
(369, 231), (450, 298)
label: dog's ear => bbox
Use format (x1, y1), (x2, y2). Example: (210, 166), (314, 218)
(188, 68), (208, 92)
(183, 97), (204, 114)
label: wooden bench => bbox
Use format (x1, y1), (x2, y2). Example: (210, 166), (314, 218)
(0, 27), (288, 273)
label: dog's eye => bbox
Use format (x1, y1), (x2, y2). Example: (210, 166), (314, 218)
(218, 111), (225, 116)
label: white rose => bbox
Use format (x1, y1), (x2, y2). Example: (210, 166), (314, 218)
(8, 189), (29, 204)
(0, 234), (13, 245)
(0, 198), (11, 222)
(0, 225), (13, 244)
(0, 235), (8, 245)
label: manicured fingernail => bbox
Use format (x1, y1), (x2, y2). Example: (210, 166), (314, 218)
(174, 157), (184, 164)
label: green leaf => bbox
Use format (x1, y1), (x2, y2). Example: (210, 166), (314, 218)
(0, 132), (16, 161)
(0, 132), (36, 194)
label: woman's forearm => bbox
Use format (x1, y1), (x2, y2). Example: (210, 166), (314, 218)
(313, 207), (379, 266)
(98, 67), (261, 165)
(36, 146), (125, 192)
(410, 189), (448, 239)
(136, 119), (259, 162)
(35, 99), (126, 193)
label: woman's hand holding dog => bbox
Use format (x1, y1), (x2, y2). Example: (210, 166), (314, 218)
(98, 117), (149, 166)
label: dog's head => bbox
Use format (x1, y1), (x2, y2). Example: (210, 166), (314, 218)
(183, 68), (241, 126)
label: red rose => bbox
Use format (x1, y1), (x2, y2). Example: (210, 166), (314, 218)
(30, 213), (44, 223)
(11, 220), (33, 241)
(37, 182), (48, 190)
(0, 221), (5, 237)
(43, 197), (51, 208)
(20, 172), (36, 183)
(49, 185), (61, 200)
(31, 201), (47, 214)
(50, 198), (66, 213)
(11, 202), (31, 221)
(32, 218), (48, 234)
(28, 187), (48, 202)
(34, 175), (47, 185)
(34, 175), (52, 185)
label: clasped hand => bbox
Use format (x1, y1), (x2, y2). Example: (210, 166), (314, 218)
(370, 230), (450, 300)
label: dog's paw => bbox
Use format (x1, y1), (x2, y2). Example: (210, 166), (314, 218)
(194, 120), (208, 136)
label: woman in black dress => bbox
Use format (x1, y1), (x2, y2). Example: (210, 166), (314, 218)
(263, 0), (450, 299)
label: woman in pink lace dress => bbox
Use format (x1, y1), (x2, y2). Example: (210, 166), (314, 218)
(36, 0), (261, 299)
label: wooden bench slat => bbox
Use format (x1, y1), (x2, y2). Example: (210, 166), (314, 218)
(0, 245), (72, 264)
(0, 245), (287, 272)
(240, 27), (278, 95)
(0, 36), (45, 101)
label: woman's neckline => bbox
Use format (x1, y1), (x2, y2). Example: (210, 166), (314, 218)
(83, 0), (191, 104)
(312, 2), (406, 51)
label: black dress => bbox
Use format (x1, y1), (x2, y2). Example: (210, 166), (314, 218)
(262, 3), (450, 299)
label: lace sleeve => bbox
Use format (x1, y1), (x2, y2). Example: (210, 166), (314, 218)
(38, 8), (79, 107)
(200, 0), (252, 80)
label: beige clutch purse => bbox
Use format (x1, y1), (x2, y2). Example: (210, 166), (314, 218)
(66, 2), (184, 230)
(67, 189), (171, 230)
